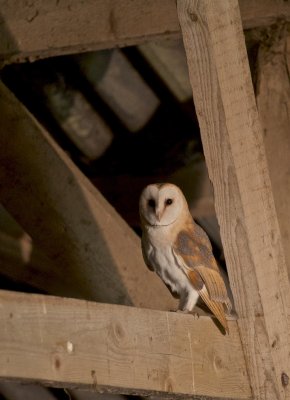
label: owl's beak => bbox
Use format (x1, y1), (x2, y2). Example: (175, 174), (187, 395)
(155, 207), (163, 222)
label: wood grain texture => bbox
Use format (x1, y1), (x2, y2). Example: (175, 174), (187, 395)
(0, 81), (175, 311)
(178, 1), (290, 399)
(0, 290), (250, 399)
(0, 0), (289, 65)
(256, 28), (290, 280)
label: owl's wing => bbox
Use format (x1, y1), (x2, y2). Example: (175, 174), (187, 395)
(173, 226), (232, 333)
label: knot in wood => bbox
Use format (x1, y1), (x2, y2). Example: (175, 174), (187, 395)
(54, 355), (61, 370)
(109, 321), (125, 344)
(281, 372), (289, 387)
(188, 11), (198, 22)
(114, 322), (125, 339)
(213, 354), (223, 372)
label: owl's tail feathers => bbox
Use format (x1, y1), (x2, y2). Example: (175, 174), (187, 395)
(187, 269), (230, 334)
(198, 286), (229, 334)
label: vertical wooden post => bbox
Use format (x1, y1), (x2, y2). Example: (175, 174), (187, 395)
(178, 1), (290, 399)
(256, 27), (290, 279)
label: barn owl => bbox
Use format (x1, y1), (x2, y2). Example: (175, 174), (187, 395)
(139, 183), (232, 333)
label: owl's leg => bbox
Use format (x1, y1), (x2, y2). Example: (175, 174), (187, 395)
(178, 290), (199, 313)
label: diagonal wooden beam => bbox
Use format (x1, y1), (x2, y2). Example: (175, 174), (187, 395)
(0, 0), (289, 65)
(0, 81), (174, 311)
(178, 1), (290, 399)
(0, 289), (251, 399)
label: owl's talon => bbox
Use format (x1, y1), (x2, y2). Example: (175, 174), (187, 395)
(169, 308), (190, 314)
(191, 312), (200, 320)
(176, 309), (190, 314)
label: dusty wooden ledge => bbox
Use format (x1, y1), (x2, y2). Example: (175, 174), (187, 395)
(0, 290), (251, 400)
(0, 0), (289, 65)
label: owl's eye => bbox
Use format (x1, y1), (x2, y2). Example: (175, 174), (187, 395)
(148, 199), (155, 208)
(165, 198), (173, 206)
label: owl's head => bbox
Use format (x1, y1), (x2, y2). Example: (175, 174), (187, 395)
(139, 183), (189, 227)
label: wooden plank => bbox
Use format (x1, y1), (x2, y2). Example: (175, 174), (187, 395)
(43, 76), (113, 160)
(0, 81), (175, 311)
(0, 289), (251, 399)
(256, 28), (290, 279)
(177, 1), (290, 399)
(76, 49), (160, 133)
(138, 38), (193, 102)
(239, 1), (290, 29)
(0, 0), (180, 65)
(0, 0), (290, 65)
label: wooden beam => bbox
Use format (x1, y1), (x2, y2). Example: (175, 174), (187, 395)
(76, 50), (160, 133)
(0, 290), (251, 399)
(138, 38), (193, 102)
(178, 1), (290, 399)
(0, 81), (175, 311)
(43, 75), (113, 160)
(256, 27), (290, 279)
(0, 0), (289, 65)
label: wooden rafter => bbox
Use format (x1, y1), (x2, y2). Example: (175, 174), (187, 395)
(178, 1), (290, 399)
(0, 290), (251, 400)
(0, 0), (289, 65)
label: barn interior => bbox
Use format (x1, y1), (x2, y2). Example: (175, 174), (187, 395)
(0, 1), (290, 400)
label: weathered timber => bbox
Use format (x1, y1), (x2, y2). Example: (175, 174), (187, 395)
(256, 27), (290, 279)
(178, 1), (290, 399)
(76, 49), (159, 132)
(0, 0), (289, 65)
(43, 76), (113, 160)
(0, 81), (175, 310)
(138, 38), (193, 102)
(0, 290), (251, 399)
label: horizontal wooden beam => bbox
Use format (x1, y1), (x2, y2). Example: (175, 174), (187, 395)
(0, 0), (289, 65)
(0, 290), (251, 399)
(0, 81), (174, 310)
